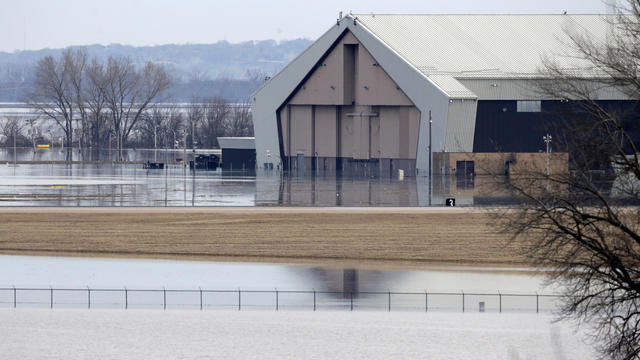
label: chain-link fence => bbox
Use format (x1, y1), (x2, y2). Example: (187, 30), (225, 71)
(0, 287), (563, 313)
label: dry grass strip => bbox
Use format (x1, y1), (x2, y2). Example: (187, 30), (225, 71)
(0, 207), (527, 268)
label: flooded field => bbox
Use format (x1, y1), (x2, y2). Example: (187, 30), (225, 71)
(0, 148), (510, 206)
(0, 255), (559, 312)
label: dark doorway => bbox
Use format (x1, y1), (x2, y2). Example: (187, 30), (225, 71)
(456, 161), (475, 177)
(456, 160), (475, 189)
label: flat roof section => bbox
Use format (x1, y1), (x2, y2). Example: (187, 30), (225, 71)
(217, 137), (256, 150)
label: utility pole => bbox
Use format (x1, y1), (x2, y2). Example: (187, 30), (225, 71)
(543, 134), (552, 176)
(108, 132), (112, 162)
(428, 110), (432, 206)
(13, 127), (17, 166)
(543, 134), (552, 192)
(154, 124), (158, 163)
(183, 130), (187, 166)
(191, 119), (195, 153)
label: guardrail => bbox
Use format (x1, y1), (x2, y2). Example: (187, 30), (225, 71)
(0, 287), (563, 313)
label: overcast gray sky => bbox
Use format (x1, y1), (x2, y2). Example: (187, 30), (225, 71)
(0, 0), (611, 53)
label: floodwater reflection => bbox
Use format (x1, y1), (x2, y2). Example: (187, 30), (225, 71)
(0, 255), (551, 294)
(0, 255), (557, 311)
(0, 147), (520, 206)
(0, 165), (515, 207)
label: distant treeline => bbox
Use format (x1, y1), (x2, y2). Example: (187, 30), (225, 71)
(0, 39), (312, 102)
(1, 48), (254, 156)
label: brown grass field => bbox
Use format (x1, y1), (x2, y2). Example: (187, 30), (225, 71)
(0, 207), (527, 269)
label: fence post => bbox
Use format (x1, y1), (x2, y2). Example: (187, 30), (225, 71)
(163, 287), (166, 310)
(425, 291), (428, 313)
(499, 291), (502, 313)
(350, 292), (353, 311)
(50, 286), (53, 309)
(313, 290), (316, 312)
(275, 288), (279, 311)
(125, 287), (128, 310)
(87, 286), (91, 310)
(462, 291), (465, 313)
(536, 293), (539, 313)
(199, 287), (203, 310)
(238, 289), (241, 311)
(388, 291), (391, 312)
(13, 286), (16, 308)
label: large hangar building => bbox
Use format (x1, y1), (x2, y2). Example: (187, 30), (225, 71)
(252, 14), (629, 176)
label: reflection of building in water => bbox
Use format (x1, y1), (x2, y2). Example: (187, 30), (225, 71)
(301, 268), (397, 298)
(343, 269), (358, 297)
(256, 171), (540, 207)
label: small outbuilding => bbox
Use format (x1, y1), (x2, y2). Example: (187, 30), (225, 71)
(217, 137), (256, 171)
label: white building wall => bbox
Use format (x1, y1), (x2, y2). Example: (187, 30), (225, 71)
(444, 100), (478, 152)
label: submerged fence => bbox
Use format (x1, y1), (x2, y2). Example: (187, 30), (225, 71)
(0, 287), (563, 313)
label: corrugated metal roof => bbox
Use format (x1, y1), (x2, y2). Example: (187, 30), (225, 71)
(427, 74), (476, 98)
(354, 14), (614, 97)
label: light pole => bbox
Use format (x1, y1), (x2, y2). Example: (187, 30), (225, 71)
(108, 132), (112, 162)
(154, 124), (158, 163)
(182, 129), (187, 167)
(13, 126), (17, 166)
(543, 134), (552, 176)
(428, 110), (432, 206)
(191, 119), (196, 153)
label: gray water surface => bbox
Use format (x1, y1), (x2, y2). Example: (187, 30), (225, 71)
(0, 149), (507, 206)
(0, 255), (557, 312)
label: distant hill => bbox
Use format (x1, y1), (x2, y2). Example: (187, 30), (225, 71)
(0, 39), (313, 102)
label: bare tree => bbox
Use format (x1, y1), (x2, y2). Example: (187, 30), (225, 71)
(198, 96), (229, 148)
(495, 4), (640, 359)
(63, 48), (88, 150)
(102, 57), (171, 159)
(26, 51), (76, 147)
(246, 68), (270, 89)
(137, 106), (183, 150)
(84, 58), (109, 149)
(186, 99), (204, 149)
(228, 102), (253, 137)
(0, 118), (29, 147)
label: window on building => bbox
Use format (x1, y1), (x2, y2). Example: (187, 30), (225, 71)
(516, 100), (541, 112)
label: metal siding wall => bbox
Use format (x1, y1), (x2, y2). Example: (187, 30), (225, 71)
(356, 44), (414, 106)
(408, 107), (421, 159)
(459, 79), (631, 101)
(222, 149), (257, 170)
(289, 38), (345, 105)
(445, 100), (477, 152)
(473, 100), (640, 153)
(315, 106), (337, 157)
(290, 105), (313, 156)
(473, 100), (550, 152)
(378, 107), (400, 158)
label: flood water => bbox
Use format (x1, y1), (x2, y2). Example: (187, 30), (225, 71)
(0, 148), (511, 206)
(0, 255), (559, 312)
